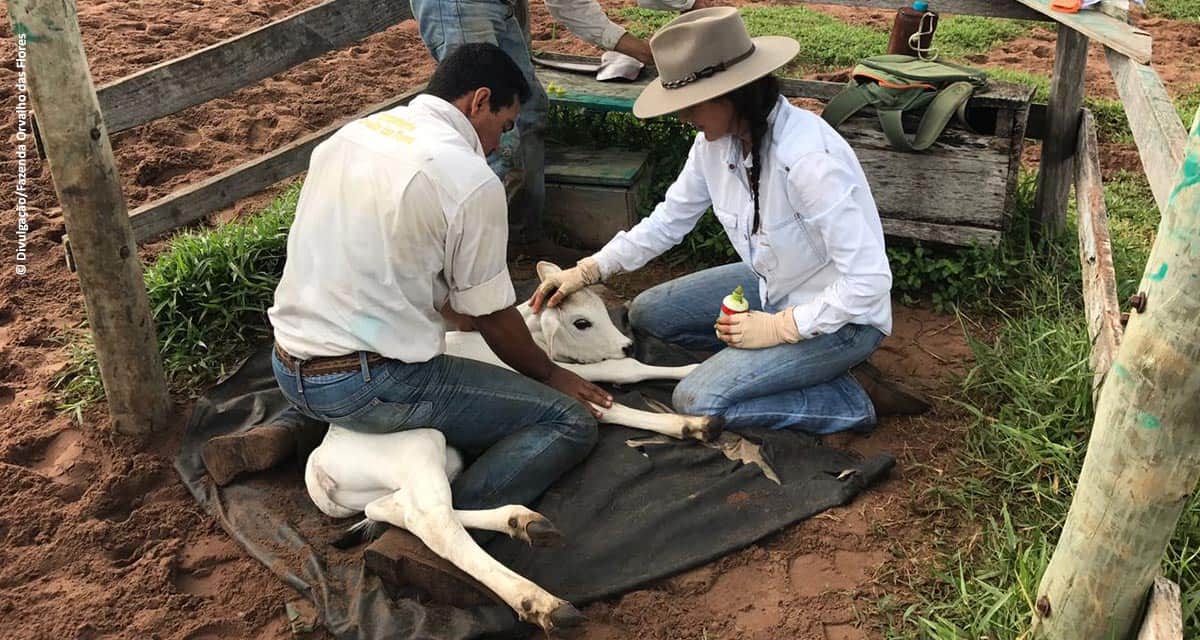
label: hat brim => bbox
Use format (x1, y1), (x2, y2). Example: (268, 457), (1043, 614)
(633, 36), (800, 119)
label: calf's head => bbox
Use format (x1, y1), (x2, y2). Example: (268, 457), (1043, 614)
(528, 261), (633, 364)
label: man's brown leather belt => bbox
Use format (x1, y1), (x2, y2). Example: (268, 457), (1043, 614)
(273, 343), (387, 376)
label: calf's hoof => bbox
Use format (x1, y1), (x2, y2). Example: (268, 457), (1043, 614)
(525, 519), (564, 547)
(683, 415), (724, 442)
(511, 514), (564, 547)
(548, 602), (587, 631)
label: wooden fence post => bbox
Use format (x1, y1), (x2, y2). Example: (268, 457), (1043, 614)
(1031, 110), (1200, 639)
(1034, 27), (1089, 238)
(7, 0), (171, 434)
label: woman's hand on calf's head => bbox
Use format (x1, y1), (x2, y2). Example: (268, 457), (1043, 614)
(528, 258), (602, 313)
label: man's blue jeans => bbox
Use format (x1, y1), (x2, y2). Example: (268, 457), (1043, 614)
(272, 350), (597, 510)
(410, 0), (549, 244)
(629, 263), (884, 435)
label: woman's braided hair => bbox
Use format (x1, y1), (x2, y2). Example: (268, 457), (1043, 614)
(723, 75), (781, 234)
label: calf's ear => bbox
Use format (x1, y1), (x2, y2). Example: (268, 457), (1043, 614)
(536, 260), (563, 282)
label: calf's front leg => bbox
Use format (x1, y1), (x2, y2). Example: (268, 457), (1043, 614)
(560, 358), (697, 385)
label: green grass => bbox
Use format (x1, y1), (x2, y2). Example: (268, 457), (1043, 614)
(617, 6), (886, 73)
(882, 169), (1200, 638)
(615, 7), (1032, 74)
(1177, 85), (1200, 131)
(1147, 0), (1200, 19)
(55, 182), (301, 410)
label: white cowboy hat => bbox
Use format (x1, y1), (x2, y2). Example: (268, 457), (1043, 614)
(632, 7), (800, 119)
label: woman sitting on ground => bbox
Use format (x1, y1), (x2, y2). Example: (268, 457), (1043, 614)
(532, 7), (928, 434)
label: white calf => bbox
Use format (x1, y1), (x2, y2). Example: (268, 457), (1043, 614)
(305, 262), (720, 632)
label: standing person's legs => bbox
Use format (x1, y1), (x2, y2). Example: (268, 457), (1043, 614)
(493, 13), (550, 248)
(671, 324), (885, 434)
(272, 351), (597, 510)
(409, 0), (553, 249)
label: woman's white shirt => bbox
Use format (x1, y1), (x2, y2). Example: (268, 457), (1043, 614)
(590, 96), (893, 337)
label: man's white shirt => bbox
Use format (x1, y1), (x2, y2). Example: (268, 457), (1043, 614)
(269, 95), (515, 362)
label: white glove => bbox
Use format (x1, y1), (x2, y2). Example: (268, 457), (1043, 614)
(715, 308), (802, 349)
(530, 258), (602, 312)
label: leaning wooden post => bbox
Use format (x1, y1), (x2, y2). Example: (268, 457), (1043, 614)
(1034, 26), (1089, 238)
(1031, 109), (1200, 639)
(8, 0), (170, 434)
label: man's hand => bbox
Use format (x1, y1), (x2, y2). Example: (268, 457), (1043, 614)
(472, 305), (611, 416)
(614, 32), (654, 67)
(715, 308), (802, 349)
(545, 366), (612, 418)
(529, 257), (602, 312)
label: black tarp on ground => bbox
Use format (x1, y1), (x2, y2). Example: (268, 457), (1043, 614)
(175, 305), (895, 639)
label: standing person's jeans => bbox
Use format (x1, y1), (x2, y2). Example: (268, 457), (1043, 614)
(629, 263), (885, 434)
(272, 350), (597, 510)
(410, 0), (549, 245)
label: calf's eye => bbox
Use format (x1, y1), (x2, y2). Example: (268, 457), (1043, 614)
(573, 319), (592, 330)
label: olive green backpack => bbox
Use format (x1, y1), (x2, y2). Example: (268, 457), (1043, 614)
(821, 55), (989, 152)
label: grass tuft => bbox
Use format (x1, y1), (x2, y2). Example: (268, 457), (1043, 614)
(55, 181), (302, 411)
(1147, 0), (1200, 19)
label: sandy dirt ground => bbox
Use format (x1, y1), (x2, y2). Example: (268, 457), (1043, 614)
(0, 1), (1194, 638)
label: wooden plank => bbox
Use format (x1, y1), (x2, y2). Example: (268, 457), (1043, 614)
(545, 147), (648, 187)
(777, 0), (1048, 21)
(1074, 109), (1123, 399)
(1000, 99), (1033, 227)
(96, 0), (413, 134)
(1012, 0), (1151, 63)
(1035, 27), (1088, 237)
(881, 219), (1001, 246)
(1106, 48), (1189, 212)
(129, 84), (425, 243)
(1136, 576), (1184, 640)
(839, 119), (1013, 231)
(545, 182), (640, 249)
(9, 0), (171, 434)
(1099, 0), (1130, 20)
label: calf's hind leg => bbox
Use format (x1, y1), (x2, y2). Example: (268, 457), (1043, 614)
(363, 430), (582, 632)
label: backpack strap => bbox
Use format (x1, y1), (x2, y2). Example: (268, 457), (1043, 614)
(820, 82), (874, 130)
(876, 80), (975, 151)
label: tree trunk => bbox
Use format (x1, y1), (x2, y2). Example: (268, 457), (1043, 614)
(8, 0), (171, 434)
(1032, 110), (1200, 638)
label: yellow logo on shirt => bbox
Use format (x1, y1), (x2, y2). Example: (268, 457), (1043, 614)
(363, 112), (415, 144)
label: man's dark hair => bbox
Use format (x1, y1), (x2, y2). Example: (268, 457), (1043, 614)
(427, 43), (532, 112)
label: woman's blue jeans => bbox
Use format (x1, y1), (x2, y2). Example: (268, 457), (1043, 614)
(629, 263), (884, 435)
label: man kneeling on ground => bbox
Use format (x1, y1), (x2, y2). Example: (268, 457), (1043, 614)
(202, 44), (612, 515)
